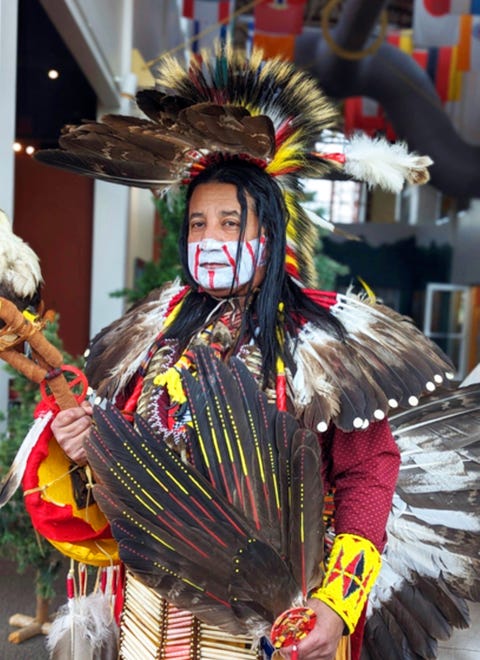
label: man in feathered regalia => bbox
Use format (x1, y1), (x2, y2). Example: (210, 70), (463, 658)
(3, 43), (477, 660)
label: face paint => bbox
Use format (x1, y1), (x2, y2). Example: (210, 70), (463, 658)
(188, 237), (267, 292)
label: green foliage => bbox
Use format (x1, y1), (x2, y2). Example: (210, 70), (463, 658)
(314, 228), (350, 291)
(0, 316), (82, 599)
(302, 189), (350, 291)
(112, 189), (186, 303)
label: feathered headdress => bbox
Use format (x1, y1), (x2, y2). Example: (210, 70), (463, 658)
(35, 43), (432, 286)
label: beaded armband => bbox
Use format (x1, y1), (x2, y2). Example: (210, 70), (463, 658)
(310, 533), (382, 633)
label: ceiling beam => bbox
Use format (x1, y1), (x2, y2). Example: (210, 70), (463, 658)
(40, 0), (125, 108)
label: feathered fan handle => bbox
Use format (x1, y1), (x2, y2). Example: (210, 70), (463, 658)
(270, 606), (317, 659)
(314, 134), (433, 194)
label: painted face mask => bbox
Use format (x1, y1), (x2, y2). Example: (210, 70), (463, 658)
(188, 237), (267, 292)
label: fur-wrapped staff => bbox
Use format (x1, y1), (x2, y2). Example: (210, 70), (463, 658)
(0, 213), (120, 654)
(0, 210), (77, 506)
(0, 217), (79, 507)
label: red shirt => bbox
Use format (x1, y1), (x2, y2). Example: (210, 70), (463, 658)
(321, 419), (400, 552)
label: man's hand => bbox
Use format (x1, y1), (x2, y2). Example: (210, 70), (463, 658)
(51, 400), (93, 465)
(280, 598), (345, 660)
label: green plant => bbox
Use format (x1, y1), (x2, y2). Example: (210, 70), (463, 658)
(315, 227), (350, 291)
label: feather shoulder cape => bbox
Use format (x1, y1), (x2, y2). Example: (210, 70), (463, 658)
(85, 281), (454, 433)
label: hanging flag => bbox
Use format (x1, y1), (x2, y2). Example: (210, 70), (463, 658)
(423, 0), (473, 14)
(254, 0), (306, 35)
(182, 0), (232, 21)
(388, 29), (414, 55)
(462, 14), (480, 70)
(423, 0), (450, 14)
(183, 0), (194, 17)
(253, 33), (296, 60)
(457, 13), (473, 68)
(413, 48), (429, 68)
(387, 30), (400, 47)
(435, 45), (453, 100)
(472, 15), (480, 69)
(253, 1), (306, 60)
(414, 0), (461, 46)
(183, 0), (234, 52)
(343, 97), (395, 139)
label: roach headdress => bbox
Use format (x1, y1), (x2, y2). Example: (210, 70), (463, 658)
(35, 43), (431, 287)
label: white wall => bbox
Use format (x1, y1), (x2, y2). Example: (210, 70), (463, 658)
(0, 0), (19, 428)
(40, 0), (127, 107)
(133, 0), (186, 63)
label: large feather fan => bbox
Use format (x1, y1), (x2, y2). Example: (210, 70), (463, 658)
(85, 345), (324, 640)
(363, 383), (480, 659)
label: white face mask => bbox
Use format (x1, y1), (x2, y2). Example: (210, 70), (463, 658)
(187, 237), (267, 292)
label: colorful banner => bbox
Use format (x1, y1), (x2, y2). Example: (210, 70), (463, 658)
(182, 0), (232, 21)
(182, 0), (234, 52)
(414, 1), (461, 46)
(343, 97), (396, 141)
(423, 0), (480, 14)
(253, 1), (306, 61)
(413, 0), (480, 142)
(343, 20), (474, 141)
(254, 0), (306, 35)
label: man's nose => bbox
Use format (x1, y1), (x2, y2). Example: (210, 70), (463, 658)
(199, 238), (223, 250)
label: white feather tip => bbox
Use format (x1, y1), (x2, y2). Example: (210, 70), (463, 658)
(344, 135), (433, 193)
(0, 209), (43, 297)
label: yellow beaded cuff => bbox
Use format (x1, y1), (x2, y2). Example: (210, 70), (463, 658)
(310, 533), (382, 633)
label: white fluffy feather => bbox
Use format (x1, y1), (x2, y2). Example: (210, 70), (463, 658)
(344, 134), (433, 193)
(0, 209), (43, 298)
(47, 590), (119, 659)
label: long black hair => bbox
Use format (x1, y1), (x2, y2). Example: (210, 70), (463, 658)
(164, 158), (344, 384)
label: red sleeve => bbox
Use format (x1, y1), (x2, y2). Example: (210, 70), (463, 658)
(322, 419), (400, 552)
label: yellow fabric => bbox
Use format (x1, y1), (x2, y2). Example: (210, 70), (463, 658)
(335, 634), (351, 660)
(311, 533), (381, 634)
(48, 537), (119, 567)
(37, 436), (111, 532)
